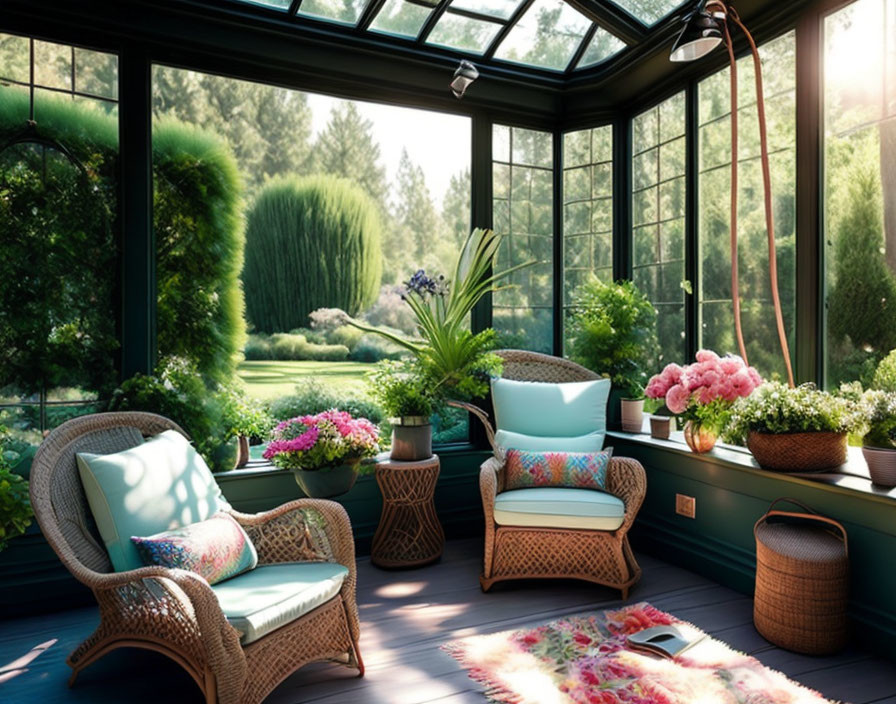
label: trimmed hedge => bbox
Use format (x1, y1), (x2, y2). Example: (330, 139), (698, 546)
(0, 88), (246, 389)
(242, 175), (383, 334)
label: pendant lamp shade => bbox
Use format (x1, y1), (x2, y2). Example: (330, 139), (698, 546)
(670, 6), (723, 62)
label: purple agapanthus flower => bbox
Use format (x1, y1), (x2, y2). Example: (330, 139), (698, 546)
(405, 269), (437, 296)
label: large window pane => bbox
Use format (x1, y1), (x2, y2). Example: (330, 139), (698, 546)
(562, 125), (613, 346)
(0, 35), (120, 462)
(824, 0), (896, 387)
(152, 67), (471, 444)
(697, 31), (796, 379)
(493, 0), (592, 71)
(631, 92), (686, 364)
(493, 125), (554, 352)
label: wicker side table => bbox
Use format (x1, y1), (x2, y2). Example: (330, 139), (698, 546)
(371, 453), (444, 568)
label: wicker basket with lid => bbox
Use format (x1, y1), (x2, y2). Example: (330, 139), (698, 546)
(753, 498), (849, 655)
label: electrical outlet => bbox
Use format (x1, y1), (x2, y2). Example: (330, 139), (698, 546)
(675, 493), (696, 519)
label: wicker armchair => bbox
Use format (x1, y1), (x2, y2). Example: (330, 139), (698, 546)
(453, 350), (647, 599)
(29, 412), (363, 704)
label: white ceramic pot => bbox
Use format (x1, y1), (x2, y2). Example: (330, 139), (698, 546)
(863, 446), (896, 487)
(620, 398), (645, 433)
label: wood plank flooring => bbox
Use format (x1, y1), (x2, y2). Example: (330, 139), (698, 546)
(1, 538), (893, 704)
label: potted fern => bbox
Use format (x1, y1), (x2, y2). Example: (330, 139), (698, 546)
(368, 360), (435, 461)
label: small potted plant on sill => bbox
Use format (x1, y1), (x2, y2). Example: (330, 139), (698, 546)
(860, 389), (896, 486)
(263, 410), (380, 498)
(566, 278), (659, 432)
(646, 350), (762, 454)
(368, 360), (435, 461)
(725, 382), (865, 471)
(221, 389), (276, 469)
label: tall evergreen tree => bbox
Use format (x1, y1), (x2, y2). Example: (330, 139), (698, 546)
(442, 168), (471, 247)
(311, 102), (388, 208)
(393, 149), (440, 262)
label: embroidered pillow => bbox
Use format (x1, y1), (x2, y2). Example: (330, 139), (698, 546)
(131, 513), (257, 585)
(504, 448), (613, 491)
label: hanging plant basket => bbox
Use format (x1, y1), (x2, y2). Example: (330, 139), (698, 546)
(747, 431), (847, 472)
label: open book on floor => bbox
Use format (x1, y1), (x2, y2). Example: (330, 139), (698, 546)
(625, 625), (706, 659)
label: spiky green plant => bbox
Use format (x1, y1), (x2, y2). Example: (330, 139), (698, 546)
(348, 228), (531, 400)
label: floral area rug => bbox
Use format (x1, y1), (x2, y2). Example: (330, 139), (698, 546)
(443, 602), (840, 704)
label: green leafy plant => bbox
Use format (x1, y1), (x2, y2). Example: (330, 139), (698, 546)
(0, 425), (32, 552)
(108, 357), (230, 471)
(566, 278), (659, 399)
(861, 389), (896, 450)
(268, 380), (385, 425)
(219, 386), (275, 441)
(872, 348), (896, 392)
(724, 382), (866, 445)
(347, 228), (530, 402)
(367, 360), (435, 419)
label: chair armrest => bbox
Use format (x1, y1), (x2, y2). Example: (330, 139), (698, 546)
(447, 399), (496, 451)
(230, 499), (360, 640)
(480, 456), (502, 578)
(89, 566), (246, 699)
(605, 457), (647, 533)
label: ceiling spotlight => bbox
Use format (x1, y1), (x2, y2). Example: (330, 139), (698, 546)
(670, 1), (725, 62)
(450, 60), (479, 99)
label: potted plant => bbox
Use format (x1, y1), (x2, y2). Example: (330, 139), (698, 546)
(725, 382), (865, 471)
(860, 389), (896, 486)
(566, 278), (659, 431)
(368, 360), (435, 461)
(646, 350), (762, 453)
(347, 228), (528, 421)
(263, 410), (380, 498)
(220, 389), (275, 468)
(0, 426), (32, 552)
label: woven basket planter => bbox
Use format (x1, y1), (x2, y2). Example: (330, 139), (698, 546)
(753, 498), (849, 655)
(747, 431), (847, 472)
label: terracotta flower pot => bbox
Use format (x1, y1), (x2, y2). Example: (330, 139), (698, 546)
(390, 417), (432, 461)
(683, 420), (717, 454)
(293, 460), (360, 498)
(649, 415), (674, 440)
(863, 446), (896, 487)
(620, 398), (645, 433)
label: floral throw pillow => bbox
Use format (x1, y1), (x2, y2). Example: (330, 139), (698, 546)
(131, 512), (257, 585)
(504, 448), (613, 491)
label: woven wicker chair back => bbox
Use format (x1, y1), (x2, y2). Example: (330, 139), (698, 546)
(29, 412), (186, 575)
(496, 349), (600, 384)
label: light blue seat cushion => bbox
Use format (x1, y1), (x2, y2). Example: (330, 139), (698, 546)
(211, 562), (349, 644)
(491, 377), (610, 452)
(494, 487), (625, 531)
(494, 429), (604, 453)
(76, 429), (231, 572)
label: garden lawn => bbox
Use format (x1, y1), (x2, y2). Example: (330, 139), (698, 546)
(237, 360), (375, 400)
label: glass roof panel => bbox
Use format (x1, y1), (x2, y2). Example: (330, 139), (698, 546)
(493, 0), (592, 71)
(369, 0), (434, 38)
(297, 0), (369, 26)
(605, 0), (686, 26)
(426, 14), (504, 54)
(448, 0), (522, 21)
(242, 0), (292, 8)
(576, 25), (626, 68)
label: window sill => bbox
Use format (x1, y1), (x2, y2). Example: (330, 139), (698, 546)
(608, 429), (896, 505)
(212, 441), (485, 480)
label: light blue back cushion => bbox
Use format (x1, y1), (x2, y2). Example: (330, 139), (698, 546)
(77, 430), (231, 573)
(493, 429), (604, 453)
(492, 377), (610, 452)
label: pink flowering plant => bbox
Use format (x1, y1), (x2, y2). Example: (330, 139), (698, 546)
(645, 350), (763, 433)
(263, 410), (380, 471)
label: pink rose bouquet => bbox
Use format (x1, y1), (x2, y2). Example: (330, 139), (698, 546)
(645, 350), (762, 432)
(263, 410), (380, 471)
